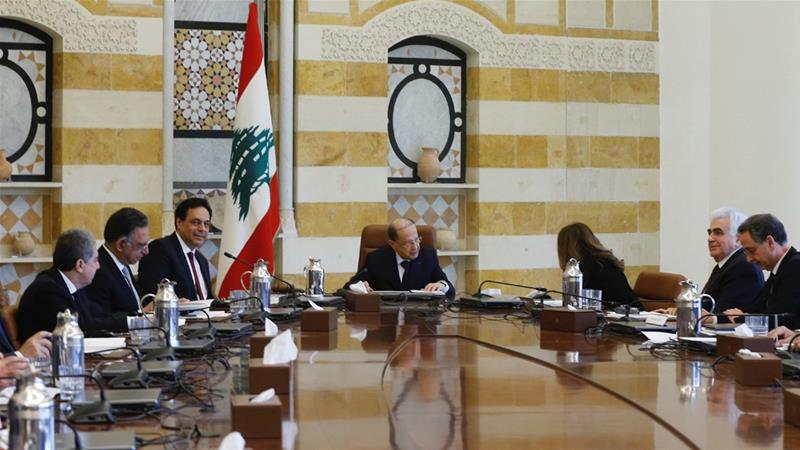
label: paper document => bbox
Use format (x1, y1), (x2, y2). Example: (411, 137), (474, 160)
(85, 337), (126, 353)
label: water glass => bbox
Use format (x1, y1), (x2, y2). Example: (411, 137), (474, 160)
(229, 289), (249, 315)
(581, 289), (603, 311)
(745, 315), (769, 336)
(128, 315), (153, 345)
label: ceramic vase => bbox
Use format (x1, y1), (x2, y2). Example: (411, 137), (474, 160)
(12, 231), (35, 256)
(417, 147), (441, 183)
(436, 229), (457, 251)
(0, 150), (11, 182)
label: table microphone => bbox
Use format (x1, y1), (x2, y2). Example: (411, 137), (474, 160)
(223, 252), (301, 294)
(126, 326), (177, 361)
(86, 346), (148, 389)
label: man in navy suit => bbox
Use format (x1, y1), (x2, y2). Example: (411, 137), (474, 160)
(85, 208), (150, 315)
(16, 229), (131, 342)
(138, 197), (214, 300)
(702, 207), (764, 320)
(345, 217), (453, 297)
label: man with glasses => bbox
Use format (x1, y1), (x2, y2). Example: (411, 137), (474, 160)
(139, 197), (214, 300)
(724, 213), (800, 329)
(345, 217), (453, 296)
(86, 208), (150, 314)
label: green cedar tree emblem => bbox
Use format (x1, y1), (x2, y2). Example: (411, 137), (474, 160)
(230, 125), (274, 220)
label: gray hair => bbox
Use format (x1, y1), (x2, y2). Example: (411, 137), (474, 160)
(710, 207), (748, 238)
(53, 229), (95, 271)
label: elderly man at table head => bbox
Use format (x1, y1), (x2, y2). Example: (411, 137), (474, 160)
(16, 229), (130, 342)
(344, 217), (453, 297)
(138, 197), (213, 300)
(702, 207), (764, 320)
(725, 214), (800, 334)
(85, 207), (150, 315)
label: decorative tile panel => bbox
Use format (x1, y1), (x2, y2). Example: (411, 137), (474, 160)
(0, 262), (49, 305)
(172, 186), (227, 230)
(388, 194), (462, 237)
(173, 22), (245, 136)
(0, 195), (44, 245)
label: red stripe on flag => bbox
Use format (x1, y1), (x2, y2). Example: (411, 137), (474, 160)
(218, 173), (281, 298)
(236, 2), (264, 103)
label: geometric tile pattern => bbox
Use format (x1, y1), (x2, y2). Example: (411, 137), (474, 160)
(0, 262), (49, 305)
(387, 62), (464, 181)
(0, 194), (44, 244)
(388, 194), (461, 237)
(198, 237), (220, 288)
(172, 187), (227, 230)
(438, 255), (457, 289)
(173, 28), (244, 131)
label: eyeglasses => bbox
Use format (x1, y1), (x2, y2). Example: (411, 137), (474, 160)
(124, 240), (149, 251)
(394, 236), (421, 247)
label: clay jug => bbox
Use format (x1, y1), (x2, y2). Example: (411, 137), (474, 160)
(12, 232), (35, 256)
(0, 150), (11, 181)
(417, 147), (441, 183)
(436, 229), (457, 251)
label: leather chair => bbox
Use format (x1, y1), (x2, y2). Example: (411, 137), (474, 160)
(358, 224), (436, 272)
(1, 305), (20, 349)
(633, 270), (687, 311)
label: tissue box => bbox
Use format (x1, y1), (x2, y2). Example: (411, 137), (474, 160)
(301, 330), (338, 350)
(301, 307), (338, 331)
(230, 394), (282, 439)
(539, 308), (597, 332)
(249, 360), (292, 395)
(785, 388), (800, 427)
(249, 335), (275, 359)
(734, 353), (781, 386)
(716, 334), (775, 356)
(345, 291), (381, 312)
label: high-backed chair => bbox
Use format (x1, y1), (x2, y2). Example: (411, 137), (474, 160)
(633, 270), (687, 311)
(1, 305), (20, 349)
(357, 224), (437, 272)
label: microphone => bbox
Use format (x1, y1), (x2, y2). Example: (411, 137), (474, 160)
(183, 308), (216, 340)
(52, 370), (116, 424)
(85, 346), (148, 389)
(223, 252), (301, 295)
(126, 326), (177, 361)
(476, 279), (546, 296)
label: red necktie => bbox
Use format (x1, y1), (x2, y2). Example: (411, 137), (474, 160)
(187, 251), (204, 300)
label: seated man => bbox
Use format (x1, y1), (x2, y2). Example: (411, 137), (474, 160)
(345, 217), (454, 297)
(702, 207), (764, 319)
(85, 207), (150, 315)
(138, 197), (213, 300)
(16, 229), (131, 342)
(725, 214), (800, 328)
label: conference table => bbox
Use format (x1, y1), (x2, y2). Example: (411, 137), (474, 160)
(81, 304), (800, 449)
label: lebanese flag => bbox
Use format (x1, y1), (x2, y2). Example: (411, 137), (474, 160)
(216, 2), (279, 298)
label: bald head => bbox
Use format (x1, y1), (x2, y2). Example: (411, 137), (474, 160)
(388, 217), (420, 260)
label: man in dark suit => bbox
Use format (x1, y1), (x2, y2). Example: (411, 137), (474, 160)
(85, 208), (150, 315)
(702, 207), (764, 320)
(16, 229), (131, 342)
(724, 214), (800, 331)
(138, 197), (213, 300)
(345, 217), (453, 297)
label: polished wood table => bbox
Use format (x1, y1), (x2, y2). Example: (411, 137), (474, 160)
(84, 306), (800, 449)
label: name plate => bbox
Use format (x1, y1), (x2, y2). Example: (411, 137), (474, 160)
(645, 313), (669, 327)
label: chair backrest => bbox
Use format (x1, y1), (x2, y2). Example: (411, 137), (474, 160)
(357, 224), (437, 272)
(1, 305), (20, 349)
(633, 270), (687, 311)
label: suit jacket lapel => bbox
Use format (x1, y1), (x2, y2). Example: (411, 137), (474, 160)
(100, 246), (139, 311)
(169, 233), (199, 299)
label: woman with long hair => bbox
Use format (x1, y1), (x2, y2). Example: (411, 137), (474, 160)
(557, 222), (640, 307)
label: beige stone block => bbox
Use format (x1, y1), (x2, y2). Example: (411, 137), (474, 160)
(511, 203), (547, 235)
(638, 137), (659, 168)
(466, 67), (479, 101)
(295, 132), (347, 166)
(476, 203), (514, 235)
(638, 201), (660, 233)
(345, 62), (387, 97)
(465, 135), (479, 168)
(475, 68), (512, 100)
(60, 203), (104, 238)
(52, 128), (63, 166)
(566, 137), (590, 168)
(111, 55), (162, 91)
(349, 203), (387, 235)
(296, 61), (345, 96)
(61, 129), (162, 165)
(565, 71), (610, 103)
(466, 202), (479, 236)
(533, 69), (564, 102)
(510, 69), (533, 101)
(61, 53), (111, 90)
(347, 132), (386, 166)
(611, 73), (660, 104)
(465, 268), (561, 296)
(547, 135), (567, 168)
(296, 203), (352, 237)
(546, 202), (638, 233)
(516, 136), (548, 168)
(590, 136), (638, 168)
(476, 135), (515, 168)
